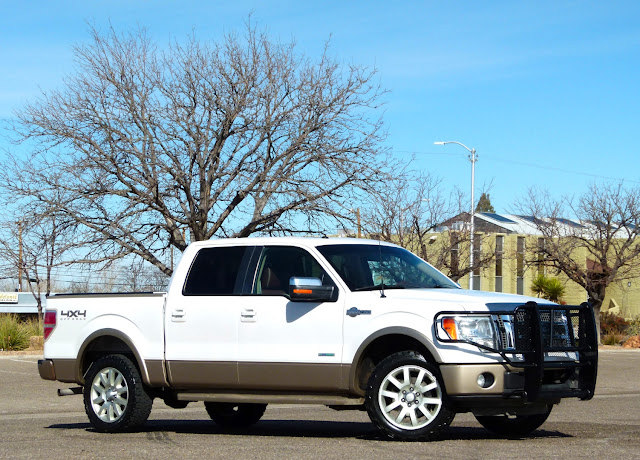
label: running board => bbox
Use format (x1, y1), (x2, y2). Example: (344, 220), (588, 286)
(175, 392), (364, 405)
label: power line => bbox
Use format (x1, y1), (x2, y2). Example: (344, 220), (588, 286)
(400, 149), (640, 185)
(483, 155), (640, 185)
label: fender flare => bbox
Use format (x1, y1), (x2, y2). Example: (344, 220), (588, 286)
(348, 326), (442, 393)
(76, 328), (153, 386)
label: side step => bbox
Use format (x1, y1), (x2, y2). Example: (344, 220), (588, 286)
(175, 391), (364, 406)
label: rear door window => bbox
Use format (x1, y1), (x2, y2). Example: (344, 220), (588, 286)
(183, 246), (251, 296)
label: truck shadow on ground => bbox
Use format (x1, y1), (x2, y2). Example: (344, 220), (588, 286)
(46, 419), (572, 442)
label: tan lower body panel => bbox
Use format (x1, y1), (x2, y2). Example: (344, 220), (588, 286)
(166, 361), (238, 389)
(440, 363), (508, 395)
(238, 362), (350, 392)
(144, 359), (167, 387)
(166, 360), (351, 392)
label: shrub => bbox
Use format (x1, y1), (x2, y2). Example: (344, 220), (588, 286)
(602, 333), (626, 346)
(627, 317), (640, 336)
(22, 317), (43, 337)
(531, 274), (547, 298)
(600, 312), (630, 335)
(530, 274), (565, 302)
(0, 314), (31, 351)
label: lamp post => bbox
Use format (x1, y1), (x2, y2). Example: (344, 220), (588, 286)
(434, 140), (477, 290)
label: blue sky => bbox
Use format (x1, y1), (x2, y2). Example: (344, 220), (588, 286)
(1, 1), (639, 213)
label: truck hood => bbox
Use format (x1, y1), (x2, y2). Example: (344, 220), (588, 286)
(354, 288), (555, 312)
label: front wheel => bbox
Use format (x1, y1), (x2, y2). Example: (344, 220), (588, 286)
(365, 351), (455, 441)
(204, 402), (267, 428)
(474, 406), (552, 438)
(83, 354), (153, 432)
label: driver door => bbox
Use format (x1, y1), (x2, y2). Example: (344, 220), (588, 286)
(237, 245), (345, 391)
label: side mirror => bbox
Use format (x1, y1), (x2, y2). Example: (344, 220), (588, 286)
(289, 277), (337, 302)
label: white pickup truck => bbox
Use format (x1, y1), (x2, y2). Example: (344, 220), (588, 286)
(38, 237), (597, 440)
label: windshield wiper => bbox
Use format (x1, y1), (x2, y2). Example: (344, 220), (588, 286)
(352, 284), (406, 292)
(352, 285), (382, 292)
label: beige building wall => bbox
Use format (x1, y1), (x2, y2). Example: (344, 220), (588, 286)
(432, 232), (639, 318)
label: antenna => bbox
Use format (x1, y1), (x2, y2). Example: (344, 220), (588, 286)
(378, 239), (386, 298)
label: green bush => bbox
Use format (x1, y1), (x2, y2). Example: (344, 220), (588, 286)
(22, 317), (43, 337)
(0, 314), (31, 351)
(530, 274), (566, 302)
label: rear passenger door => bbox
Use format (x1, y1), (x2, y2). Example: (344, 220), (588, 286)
(237, 245), (345, 391)
(164, 245), (256, 389)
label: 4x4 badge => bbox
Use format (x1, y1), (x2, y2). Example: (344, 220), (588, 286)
(60, 310), (87, 319)
(346, 307), (371, 317)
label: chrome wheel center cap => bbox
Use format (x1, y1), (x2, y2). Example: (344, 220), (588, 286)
(106, 388), (118, 401)
(405, 392), (415, 403)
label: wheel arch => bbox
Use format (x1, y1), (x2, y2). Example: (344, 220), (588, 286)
(348, 327), (442, 395)
(76, 329), (151, 386)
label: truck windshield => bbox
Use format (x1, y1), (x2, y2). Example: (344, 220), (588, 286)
(317, 244), (459, 291)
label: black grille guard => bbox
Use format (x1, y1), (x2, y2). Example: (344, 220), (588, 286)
(435, 301), (598, 401)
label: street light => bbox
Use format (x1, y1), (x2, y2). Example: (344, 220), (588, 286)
(434, 140), (478, 290)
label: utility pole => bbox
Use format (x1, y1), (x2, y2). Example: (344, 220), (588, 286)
(356, 208), (362, 239)
(17, 221), (23, 292)
(469, 147), (477, 290)
(434, 140), (478, 290)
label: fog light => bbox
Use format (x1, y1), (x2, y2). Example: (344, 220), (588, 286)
(477, 372), (495, 389)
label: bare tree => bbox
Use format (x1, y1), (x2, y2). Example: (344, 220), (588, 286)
(518, 183), (640, 338)
(0, 211), (77, 320)
(433, 221), (497, 283)
(4, 23), (388, 275)
(361, 172), (449, 250)
(361, 173), (495, 282)
(118, 258), (170, 292)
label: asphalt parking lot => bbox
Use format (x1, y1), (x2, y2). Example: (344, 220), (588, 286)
(1, 349), (639, 459)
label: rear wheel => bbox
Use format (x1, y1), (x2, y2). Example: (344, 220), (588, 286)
(83, 354), (153, 432)
(475, 406), (552, 438)
(365, 351), (454, 441)
(204, 402), (267, 428)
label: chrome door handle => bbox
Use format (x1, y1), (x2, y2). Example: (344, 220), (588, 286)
(171, 308), (186, 322)
(241, 308), (256, 322)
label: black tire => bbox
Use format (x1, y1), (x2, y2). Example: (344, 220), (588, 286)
(204, 402), (267, 428)
(475, 406), (552, 438)
(83, 354), (153, 433)
(365, 351), (455, 441)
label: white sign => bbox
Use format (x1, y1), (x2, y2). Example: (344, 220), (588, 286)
(0, 292), (19, 303)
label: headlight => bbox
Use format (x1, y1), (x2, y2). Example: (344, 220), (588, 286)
(440, 315), (496, 349)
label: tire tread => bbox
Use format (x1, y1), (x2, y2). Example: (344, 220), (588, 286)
(83, 354), (153, 433)
(365, 351), (454, 441)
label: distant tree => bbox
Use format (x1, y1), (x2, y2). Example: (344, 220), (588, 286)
(4, 23), (389, 276)
(517, 183), (640, 339)
(0, 210), (77, 321)
(475, 192), (495, 213)
(435, 216), (496, 283)
(360, 171), (450, 253)
(361, 173), (495, 283)
(119, 259), (170, 292)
